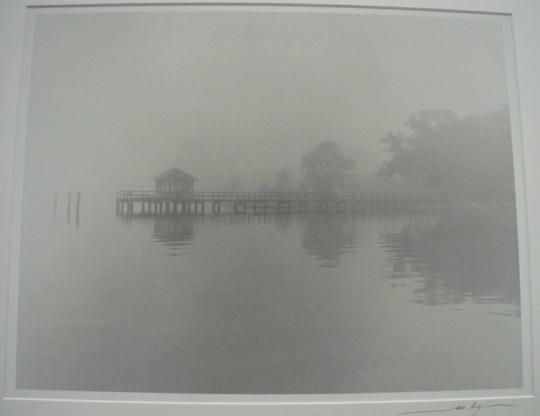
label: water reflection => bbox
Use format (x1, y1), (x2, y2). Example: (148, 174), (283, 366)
(302, 215), (358, 268)
(118, 210), (520, 310)
(380, 211), (520, 310)
(123, 214), (299, 254)
(273, 214), (296, 235)
(120, 213), (362, 266)
(153, 217), (195, 254)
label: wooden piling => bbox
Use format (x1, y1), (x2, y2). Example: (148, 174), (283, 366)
(234, 201), (247, 214)
(277, 200), (289, 214)
(67, 192), (71, 223)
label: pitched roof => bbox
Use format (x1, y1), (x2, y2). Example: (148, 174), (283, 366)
(154, 168), (197, 182)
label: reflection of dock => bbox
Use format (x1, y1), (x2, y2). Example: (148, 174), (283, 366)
(153, 217), (194, 250)
(116, 191), (432, 216)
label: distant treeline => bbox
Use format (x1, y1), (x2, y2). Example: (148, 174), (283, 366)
(233, 108), (516, 204)
(377, 109), (515, 203)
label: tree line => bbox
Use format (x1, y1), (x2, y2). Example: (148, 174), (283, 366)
(259, 108), (515, 203)
(377, 108), (515, 202)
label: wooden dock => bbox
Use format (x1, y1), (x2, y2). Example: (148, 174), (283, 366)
(116, 191), (433, 216)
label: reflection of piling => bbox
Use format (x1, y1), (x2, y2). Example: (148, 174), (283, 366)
(67, 192), (72, 223)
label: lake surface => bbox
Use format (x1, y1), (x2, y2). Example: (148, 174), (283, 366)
(16, 202), (522, 393)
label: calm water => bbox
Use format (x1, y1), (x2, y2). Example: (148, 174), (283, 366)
(16, 202), (522, 393)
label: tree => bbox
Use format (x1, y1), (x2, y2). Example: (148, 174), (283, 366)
(301, 142), (356, 194)
(377, 109), (515, 202)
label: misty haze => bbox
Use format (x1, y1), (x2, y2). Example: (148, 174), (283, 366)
(16, 9), (521, 394)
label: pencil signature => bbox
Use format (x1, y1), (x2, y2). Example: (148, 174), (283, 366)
(399, 401), (517, 416)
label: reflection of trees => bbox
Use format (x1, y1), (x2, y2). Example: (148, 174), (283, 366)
(153, 217), (195, 253)
(379, 211), (520, 307)
(302, 215), (357, 268)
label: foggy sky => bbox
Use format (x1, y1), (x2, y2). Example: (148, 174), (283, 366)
(25, 10), (509, 196)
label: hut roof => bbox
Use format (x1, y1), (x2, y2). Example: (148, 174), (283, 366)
(154, 168), (197, 182)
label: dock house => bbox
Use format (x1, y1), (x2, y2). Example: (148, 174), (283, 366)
(154, 168), (196, 194)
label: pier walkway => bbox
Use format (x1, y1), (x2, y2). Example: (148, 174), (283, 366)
(116, 191), (433, 216)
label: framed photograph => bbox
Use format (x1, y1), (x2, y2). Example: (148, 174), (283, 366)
(1, 0), (539, 415)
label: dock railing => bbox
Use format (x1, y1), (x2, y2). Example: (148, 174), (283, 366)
(116, 190), (429, 202)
